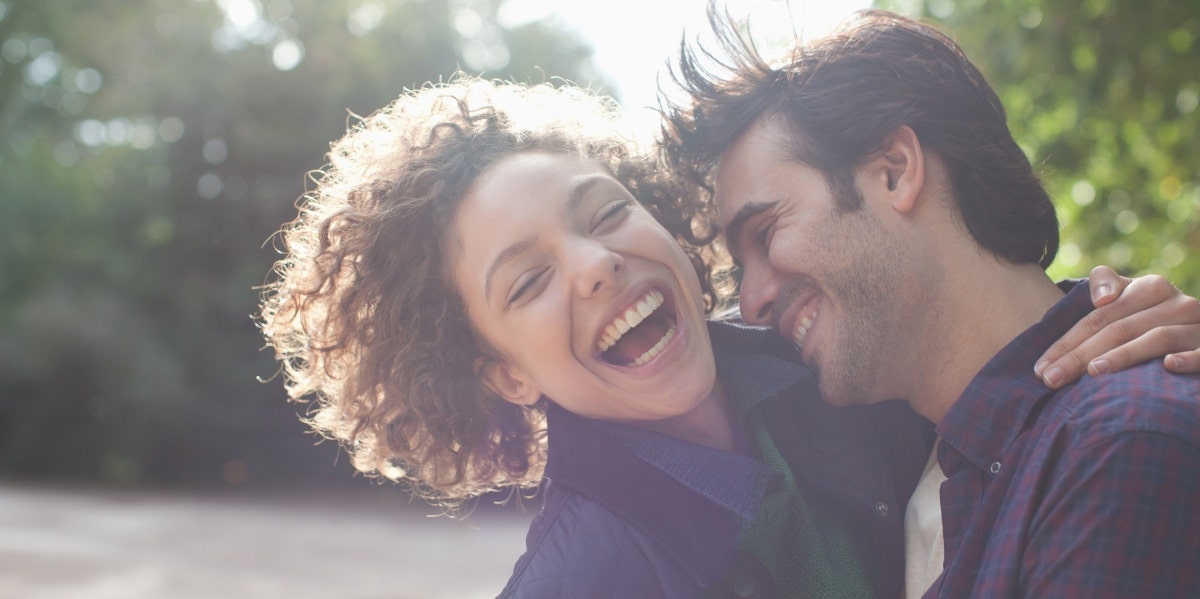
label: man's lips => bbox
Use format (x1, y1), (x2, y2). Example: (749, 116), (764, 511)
(785, 294), (821, 352)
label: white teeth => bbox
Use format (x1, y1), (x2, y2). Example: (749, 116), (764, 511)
(637, 298), (654, 318)
(631, 324), (677, 366)
(598, 290), (664, 352)
(792, 309), (818, 349)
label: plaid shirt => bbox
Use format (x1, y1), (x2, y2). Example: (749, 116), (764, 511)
(925, 282), (1200, 597)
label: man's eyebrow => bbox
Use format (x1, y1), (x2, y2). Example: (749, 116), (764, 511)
(723, 200), (777, 247)
(482, 175), (607, 304)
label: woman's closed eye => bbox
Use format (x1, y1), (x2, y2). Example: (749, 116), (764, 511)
(591, 199), (632, 233)
(507, 266), (550, 306)
(504, 198), (632, 307)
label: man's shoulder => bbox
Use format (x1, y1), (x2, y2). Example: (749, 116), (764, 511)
(1050, 363), (1200, 441)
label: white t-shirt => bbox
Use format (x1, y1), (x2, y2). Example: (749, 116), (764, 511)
(904, 440), (947, 598)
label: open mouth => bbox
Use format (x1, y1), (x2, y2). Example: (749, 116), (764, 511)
(597, 290), (678, 367)
(792, 302), (819, 350)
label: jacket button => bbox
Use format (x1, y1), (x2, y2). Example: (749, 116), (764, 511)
(875, 501), (890, 517)
(732, 575), (756, 597)
(989, 461), (1002, 475)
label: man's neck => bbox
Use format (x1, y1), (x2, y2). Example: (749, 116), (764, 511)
(908, 261), (1066, 425)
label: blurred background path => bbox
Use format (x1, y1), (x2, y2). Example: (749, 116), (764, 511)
(0, 483), (533, 599)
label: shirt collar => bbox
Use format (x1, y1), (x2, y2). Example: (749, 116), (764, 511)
(937, 281), (1091, 471)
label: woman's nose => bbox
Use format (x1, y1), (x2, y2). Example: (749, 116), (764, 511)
(573, 239), (624, 298)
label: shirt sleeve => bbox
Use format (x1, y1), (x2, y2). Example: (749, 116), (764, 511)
(1021, 429), (1200, 597)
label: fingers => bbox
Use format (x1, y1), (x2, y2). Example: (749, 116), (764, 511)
(1036, 312), (1130, 388)
(1166, 347), (1200, 374)
(1036, 274), (1200, 388)
(1086, 265), (1131, 308)
(1038, 273), (1170, 376)
(1035, 296), (1145, 386)
(1086, 323), (1200, 377)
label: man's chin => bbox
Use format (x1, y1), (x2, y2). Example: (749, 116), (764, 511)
(817, 374), (867, 409)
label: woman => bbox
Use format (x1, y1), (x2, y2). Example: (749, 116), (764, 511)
(259, 77), (1200, 598)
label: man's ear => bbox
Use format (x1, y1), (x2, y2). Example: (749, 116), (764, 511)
(870, 125), (925, 215)
(475, 357), (542, 406)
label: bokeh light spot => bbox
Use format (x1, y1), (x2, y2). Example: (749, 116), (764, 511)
(76, 118), (106, 146)
(272, 39), (304, 71)
(158, 117), (185, 143)
(75, 67), (102, 94)
(203, 139), (230, 164)
(197, 172), (224, 199)
(1162, 243), (1185, 268)
(24, 51), (61, 85)
(348, 1), (385, 36)
(1057, 242), (1082, 268)
(1071, 180), (1096, 206)
(1114, 210), (1139, 234)
(1106, 242), (1132, 268)
(1160, 176), (1182, 200)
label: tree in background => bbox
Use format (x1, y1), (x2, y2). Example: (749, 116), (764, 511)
(0, 0), (607, 487)
(2, 0), (1195, 489)
(879, 0), (1199, 294)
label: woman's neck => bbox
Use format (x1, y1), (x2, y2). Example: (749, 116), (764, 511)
(638, 377), (738, 451)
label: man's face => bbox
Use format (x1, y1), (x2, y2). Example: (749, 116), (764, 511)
(450, 152), (719, 425)
(713, 118), (913, 406)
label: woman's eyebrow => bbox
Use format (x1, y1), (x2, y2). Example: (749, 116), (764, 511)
(485, 238), (535, 304)
(566, 174), (607, 213)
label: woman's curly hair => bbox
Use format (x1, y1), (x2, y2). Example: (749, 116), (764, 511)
(259, 76), (725, 503)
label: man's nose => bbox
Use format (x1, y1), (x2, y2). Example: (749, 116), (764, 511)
(738, 262), (779, 326)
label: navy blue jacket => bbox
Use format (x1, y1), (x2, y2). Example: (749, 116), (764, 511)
(498, 321), (933, 598)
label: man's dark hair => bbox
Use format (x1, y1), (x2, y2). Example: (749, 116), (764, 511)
(662, 8), (1059, 268)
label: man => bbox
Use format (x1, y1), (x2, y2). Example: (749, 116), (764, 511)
(663, 9), (1200, 597)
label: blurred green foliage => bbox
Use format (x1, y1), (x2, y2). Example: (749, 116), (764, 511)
(1, 0), (1195, 489)
(0, 0), (606, 487)
(880, 0), (1199, 294)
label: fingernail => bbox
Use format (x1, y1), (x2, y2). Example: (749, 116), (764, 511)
(1043, 366), (1063, 388)
(1166, 355), (1181, 371)
(1034, 359), (1048, 377)
(1090, 358), (1110, 375)
(1092, 282), (1113, 302)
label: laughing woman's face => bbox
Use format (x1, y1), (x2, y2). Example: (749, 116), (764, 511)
(449, 152), (720, 428)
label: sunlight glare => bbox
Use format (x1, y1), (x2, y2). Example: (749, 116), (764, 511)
(500, 0), (872, 134)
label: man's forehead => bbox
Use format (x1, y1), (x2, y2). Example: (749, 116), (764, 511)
(711, 168), (739, 228)
(711, 123), (776, 221)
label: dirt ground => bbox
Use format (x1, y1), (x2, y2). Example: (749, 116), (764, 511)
(0, 482), (535, 598)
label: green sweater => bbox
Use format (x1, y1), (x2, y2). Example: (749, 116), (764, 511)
(735, 409), (877, 598)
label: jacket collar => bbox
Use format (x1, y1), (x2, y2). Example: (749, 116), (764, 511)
(542, 320), (812, 581)
(708, 319), (814, 416)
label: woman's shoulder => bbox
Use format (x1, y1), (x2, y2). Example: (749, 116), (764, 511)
(497, 483), (697, 598)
